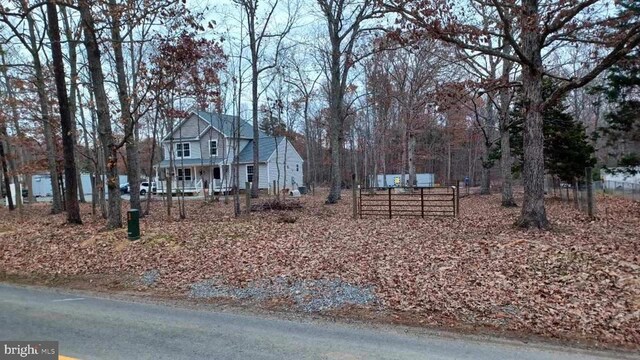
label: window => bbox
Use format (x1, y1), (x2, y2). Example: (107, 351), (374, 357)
(176, 143), (190, 158)
(210, 140), (218, 156)
(177, 168), (192, 181)
(296, 164), (299, 172)
(246, 165), (254, 183)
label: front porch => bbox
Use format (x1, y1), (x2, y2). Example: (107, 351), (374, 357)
(155, 163), (233, 195)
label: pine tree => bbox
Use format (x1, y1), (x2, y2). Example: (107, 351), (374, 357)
(598, 48), (640, 171)
(510, 79), (596, 182)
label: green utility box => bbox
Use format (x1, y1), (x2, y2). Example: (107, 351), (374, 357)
(127, 209), (140, 240)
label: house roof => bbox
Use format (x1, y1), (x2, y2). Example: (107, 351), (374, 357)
(195, 110), (266, 139)
(238, 137), (284, 163)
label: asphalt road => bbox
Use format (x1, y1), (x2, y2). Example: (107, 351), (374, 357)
(0, 284), (635, 360)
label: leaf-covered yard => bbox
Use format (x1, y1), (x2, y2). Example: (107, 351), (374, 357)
(1, 191), (639, 348)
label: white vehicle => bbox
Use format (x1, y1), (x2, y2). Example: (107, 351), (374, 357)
(139, 181), (157, 195)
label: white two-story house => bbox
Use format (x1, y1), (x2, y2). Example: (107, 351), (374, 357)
(155, 110), (304, 194)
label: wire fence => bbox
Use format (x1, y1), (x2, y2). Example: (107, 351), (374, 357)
(596, 180), (640, 201)
(545, 169), (596, 216)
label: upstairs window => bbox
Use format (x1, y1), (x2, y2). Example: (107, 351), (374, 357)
(210, 140), (218, 157)
(176, 143), (190, 158)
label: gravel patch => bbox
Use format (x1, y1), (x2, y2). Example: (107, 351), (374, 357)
(189, 276), (378, 312)
(140, 269), (160, 286)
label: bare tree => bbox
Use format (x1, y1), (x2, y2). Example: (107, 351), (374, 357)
(317, 0), (385, 203)
(0, 46), (23, 210)
(79, 0), (122, 229)
(233, 0), (298, 197)
(46, 1), (81, 224)
(283, 49), (321, 191)
(389, 0), (640, 228)
(1, 2), (63, 213)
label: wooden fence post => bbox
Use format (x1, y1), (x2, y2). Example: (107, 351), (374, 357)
(388, 187), (392, 219)
(352, 174), (357, 219)
(245, 181), (251, 214)
(586, 167), (594, 218)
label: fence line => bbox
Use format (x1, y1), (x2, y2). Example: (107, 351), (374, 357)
(545, 168), (596, 217)
(358, 186), (458, 219)
(597, 180), (640, 201)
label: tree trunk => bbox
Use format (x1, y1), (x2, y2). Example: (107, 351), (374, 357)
(500, 119), (517, 207)
(108, 0), (141, 212)
(381, 131), (387, 187)
(61, 6), (85, 204)
(76, 165), (85, 202)
(447, 142), (452, 185)
(516, 0), (548, 228)
(23, 6), (62, 213)
(480, 165), (490, 194)
(0, 132), (14, 210)
(327, 127), (342, 203)
(47, 2), (82, 224)
(251, 62), (260, 198)
(0, 52), (22, 210)
(326, 31), (344, 204)
(408, 132), (416, 188)
(480, 101), (496, 195)
(77, 89), (97, 214)
(166, 122), (174, 218)
(145, 107), (160, 216)
(166, 168), (173, 217)
(248, 8), (260, 199)
(90, 94), (107, 218)
(400, 119), (407, 187)
(303, 99), (312, 189)
(499, 57), (516, 207)
(80, 0), (122, 229)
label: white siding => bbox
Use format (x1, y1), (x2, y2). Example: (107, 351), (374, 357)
(198, 127), (226, 160)
(165, 115), (208, 139)
(267, 140), (304, 190)
(238, 163), (268, 189)
(259, 164), (268, 189)
(163, 141), (200, 160)
(163, 143), (170, 159)
(238, 164), (247, 187)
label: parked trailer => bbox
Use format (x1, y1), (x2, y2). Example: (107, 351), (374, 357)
(375, 173), (435, 188)
(30, 173), (127, 197)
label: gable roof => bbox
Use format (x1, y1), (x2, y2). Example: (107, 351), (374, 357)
(238, 137), (284, 163)
(195, 110), (265, 139)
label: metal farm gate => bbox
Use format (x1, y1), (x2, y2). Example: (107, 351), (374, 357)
(358, 186), (459, 218)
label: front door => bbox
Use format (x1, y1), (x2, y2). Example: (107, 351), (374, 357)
(213, 167), (221, 188)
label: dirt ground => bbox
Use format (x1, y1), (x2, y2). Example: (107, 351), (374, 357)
(1, 189), (639, 349)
